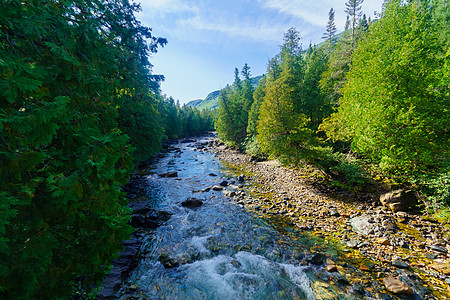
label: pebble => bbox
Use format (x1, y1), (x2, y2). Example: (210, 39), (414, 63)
(430, 245), (448, 253)
(376, 238), (390, 246)
(392, 259), (410, 268)
(383, 277), (413, 295)
(326, 265), (338, 272)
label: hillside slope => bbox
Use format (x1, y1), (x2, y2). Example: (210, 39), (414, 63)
(188, 75), (263, 110)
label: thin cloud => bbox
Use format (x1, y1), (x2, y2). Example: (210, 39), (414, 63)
(138, 0), (198, 15)
(178, 15), (288, 44)
(260, 0), (331, 27)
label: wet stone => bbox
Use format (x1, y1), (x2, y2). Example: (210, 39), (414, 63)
(158, 171), (178, 178)
(429, 261), (450, 275)
(325, 264), (338, 272)
(329, 209), (340, 217)
(383, 277), (413, 295)
(181, 198), (203, 208)
(334, 274), (350, 285)
(159, 254), (180, 269)
(425, 253), (438, 260)
(430, 244), (448, 253)
(392, 259), (410, 268)
(219, 180), (229, 187)
(347, 240), (361, 249)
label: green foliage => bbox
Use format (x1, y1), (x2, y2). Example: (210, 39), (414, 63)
(256, 28), (331, 162)
(215, 64), (255, 146)
(322, 0), (449, 177)
(413, 166), (450, 211)
(0, 0), (169, 298)
(247, 75), (267, 137)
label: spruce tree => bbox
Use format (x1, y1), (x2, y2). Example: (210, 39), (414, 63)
(322, 8), (337, 51)
(257, 28), (314, 162)
(345, 0), (364, 47)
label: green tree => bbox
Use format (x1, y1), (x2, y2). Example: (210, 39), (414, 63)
(215, 64), (255, 146)
(0, 0), (165, 298)
(257, 28), (314, 161)
(321, 0), (449, 176)
(322, 8), (337, 52)
(345, 0), (364, 47)
(301, 46), (332, 130)
(247, 75), (267, 137)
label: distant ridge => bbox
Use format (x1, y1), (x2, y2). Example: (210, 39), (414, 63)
(187, 75), (263, 110)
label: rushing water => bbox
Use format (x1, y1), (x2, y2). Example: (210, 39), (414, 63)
(116, 135), (353, 299)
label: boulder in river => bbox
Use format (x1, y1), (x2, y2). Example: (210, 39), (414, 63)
(181, 197), (203, 208)
(383, 277), (413, 295)
(380, 189), (418, 212)
(238, 174), (245, 182)
(158, 171), (178, 178)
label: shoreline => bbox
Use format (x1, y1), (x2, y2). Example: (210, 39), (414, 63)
(208, 136), (450, 298)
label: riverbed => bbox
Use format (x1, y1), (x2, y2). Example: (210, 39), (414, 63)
(106, 133), (448, 299)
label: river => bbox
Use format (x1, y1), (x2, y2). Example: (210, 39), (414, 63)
(110, 134), (425, 299)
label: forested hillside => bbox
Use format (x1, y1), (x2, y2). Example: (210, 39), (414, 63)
(0, 1), (213, 298)
(187, 75), (263, 110)
(215, 0), (449, 211)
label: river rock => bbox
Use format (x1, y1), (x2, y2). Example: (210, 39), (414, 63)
(376, 237), (390, 246)
(158, 171), (178, 178)
(224, 190), (236, 197)
(429, 261), (450, 275)
(238, 174), (245, 182)
(325, 264), (338, 272)
(328, 209), (340, 217)
(430, 244), (448, 253)
(346, 240), (361, 249)
(159, 254), (180, 269)
(212, 185), (223, 191)
(220, 180), (229, 187)
(350, 214), (375, 236)
(130, 209), (171, 229)
(309, 253), (326, 265)
(181, 198), (203, 208)
(334, 274), (350, 285)
(392, 259), (410, 268)
(383, 277), (413, 294)
(380, 189), (418, 212)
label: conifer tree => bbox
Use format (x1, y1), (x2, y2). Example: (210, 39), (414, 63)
(322, 8), (337, 51)
(345, 0), (364, 47)
(321, 0), (449, 177)
(0, 0), (166, 297)
(257, 28), (314, 161)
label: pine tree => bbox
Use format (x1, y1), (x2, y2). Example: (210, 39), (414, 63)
(322, 8), (337, 51)
(345, 0), (364, 47)
(257, 28), (314, 162)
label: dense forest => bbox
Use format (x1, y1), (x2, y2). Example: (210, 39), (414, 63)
(215, 0), (449, 211)
(0, 0), (213, 298)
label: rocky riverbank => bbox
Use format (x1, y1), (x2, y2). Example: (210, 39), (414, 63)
(207, 137), (450, 299)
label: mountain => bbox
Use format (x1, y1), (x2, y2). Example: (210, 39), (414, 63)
(187, 75), (263, 110)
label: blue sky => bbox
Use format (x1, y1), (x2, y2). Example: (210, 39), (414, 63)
(136, 0), (385, 104)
